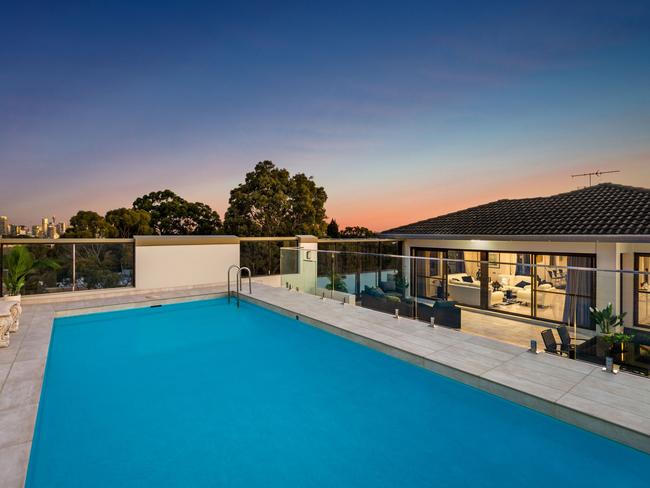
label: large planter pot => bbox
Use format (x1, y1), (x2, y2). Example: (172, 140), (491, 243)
(2, 295), (22, 332)
(610, 342), (629, 364)
(596, 336), (612, 358)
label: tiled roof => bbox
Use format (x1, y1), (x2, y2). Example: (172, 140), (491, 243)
(382, 183), (650, 237)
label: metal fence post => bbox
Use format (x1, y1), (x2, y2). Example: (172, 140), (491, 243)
(0, 243), (3, 297)
(72, 243), (76, 291)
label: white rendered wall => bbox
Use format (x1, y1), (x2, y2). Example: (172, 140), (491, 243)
(594, 242), (618, 312)
(135, 243), (239, 290)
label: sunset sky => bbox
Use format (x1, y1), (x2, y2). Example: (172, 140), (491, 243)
(2, 1), (649, 231)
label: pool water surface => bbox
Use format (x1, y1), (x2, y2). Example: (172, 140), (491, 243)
(27, 298), (650, 487)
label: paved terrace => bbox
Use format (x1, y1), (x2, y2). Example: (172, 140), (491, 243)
(1, 283), (649, 486)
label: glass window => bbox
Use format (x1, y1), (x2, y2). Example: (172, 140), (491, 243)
(487, 252), (532, 316)
(412, 249), (445, 301)
(446, 250), (481, 307)
(637, 255), (650, 327)
(535, 254), (595, 330)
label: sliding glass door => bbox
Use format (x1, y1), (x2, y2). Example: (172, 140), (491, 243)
(445, 250), (482, 307)
(411, 247), (596, 329)
(412, 249), (445, 301)
(635, 254), (650, 328)
(486, 252), (532, 318)
(534, 254), (596, 330)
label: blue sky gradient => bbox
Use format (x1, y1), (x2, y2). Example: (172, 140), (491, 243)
(1, 1), (649, 229)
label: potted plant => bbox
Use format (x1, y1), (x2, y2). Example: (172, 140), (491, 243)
(589, 303), (630, 359)
(394, 272), (409, 296)
(325, 273), (348, 293)
(3, 245), (60, 301)
(602, 332), (635, 363)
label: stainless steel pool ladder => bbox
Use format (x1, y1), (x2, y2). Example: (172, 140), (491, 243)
(227, 265), (252, 308)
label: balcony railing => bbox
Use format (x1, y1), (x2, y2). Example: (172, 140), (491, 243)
(280, 247), (650, 377)
(239, 237), (299, 276)
(0, 238), (135, 296)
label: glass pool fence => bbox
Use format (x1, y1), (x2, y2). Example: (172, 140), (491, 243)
(1, 239), (135, 296)
(280, 247), (650, 377)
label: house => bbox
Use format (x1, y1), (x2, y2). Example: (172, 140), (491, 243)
(381, 183), (650, 332)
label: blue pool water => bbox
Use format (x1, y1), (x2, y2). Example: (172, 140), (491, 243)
(28, 298), (649, 487)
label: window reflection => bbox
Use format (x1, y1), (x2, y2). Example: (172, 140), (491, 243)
(487, 252), (532, 316)
(637, 255), (650, 327)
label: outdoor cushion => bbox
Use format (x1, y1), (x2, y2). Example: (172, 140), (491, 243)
(363, 286), (385, 297)
(515, 280), (529, 288)
(380, 280), (396, 292)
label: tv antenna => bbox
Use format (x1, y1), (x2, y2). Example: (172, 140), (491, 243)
(571, 170), (620, 187)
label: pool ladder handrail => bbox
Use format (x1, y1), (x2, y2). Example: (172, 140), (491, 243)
(227, 265), (252, 308)
(227, 265), (239, 306)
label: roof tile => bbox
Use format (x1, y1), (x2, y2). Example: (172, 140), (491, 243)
(382, 183), (650, 237)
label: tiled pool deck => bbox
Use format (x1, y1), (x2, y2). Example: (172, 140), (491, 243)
(1, 283), (649, 486)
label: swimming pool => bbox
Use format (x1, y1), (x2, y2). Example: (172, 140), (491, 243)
(27, 298), (650, 487)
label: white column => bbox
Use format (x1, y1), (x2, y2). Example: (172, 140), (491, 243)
(595, 242), (619, 313)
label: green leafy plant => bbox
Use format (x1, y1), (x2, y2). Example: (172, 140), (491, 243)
(325, 274), (348, 293)
(4, 246), (61, 296)
(590, 303), (633, 356)
(602, 332), (634, 346)
(394, 272), (409, 295)
(589, 303), (626, 335)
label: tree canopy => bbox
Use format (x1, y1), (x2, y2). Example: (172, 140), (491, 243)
(105, 208), (153, 238)
(64, 211), (116, 238)
(132, 190), (221, 235)
(339, 226), (376, 238)
(326, 219), (340, 238)
(223, 161), (327, 237)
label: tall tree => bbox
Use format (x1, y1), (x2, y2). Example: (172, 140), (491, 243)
(224, 161), (328, 236)
(105, 208), (153, 238)
(63, 211), (116, 238)
(132, 190), (221, 235)
(326, 218), (340, 238)
(287, 173), (328, 236)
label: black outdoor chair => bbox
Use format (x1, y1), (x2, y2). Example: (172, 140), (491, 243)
(557, 326), (572, 349)
(557, 325), (583, 358)
(541, 328), (566, 355)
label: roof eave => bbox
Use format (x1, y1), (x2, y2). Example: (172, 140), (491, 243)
(378, 233), (650, 243)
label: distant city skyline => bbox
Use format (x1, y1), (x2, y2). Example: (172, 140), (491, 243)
(2, 1), (649, 230)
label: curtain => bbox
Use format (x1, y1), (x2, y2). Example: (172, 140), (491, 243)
(562, 256), (595, 330)
(515, 254), (531, 276)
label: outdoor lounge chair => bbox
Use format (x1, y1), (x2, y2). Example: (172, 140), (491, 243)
(541, 328), (567, 356)
(557, 325), (583, 358)
(557, 325), (584, 348)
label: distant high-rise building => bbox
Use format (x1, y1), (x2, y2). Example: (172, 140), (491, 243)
(0, 216), (8, 236)
(10, 225), (28, 236)
(32, 225), (42, 237)
(56, 222), (66, 236)
(46, 224), (58, 239)
(41, 217), (49, 232)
